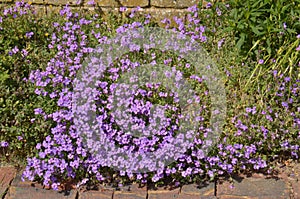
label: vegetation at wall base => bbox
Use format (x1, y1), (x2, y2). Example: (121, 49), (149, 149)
(0, 0), (299, 190)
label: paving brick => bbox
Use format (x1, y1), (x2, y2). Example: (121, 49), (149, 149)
(0, 167), (17, 198)
(78, 190), (113, 199)
(6, 186), (77, 199)
(11, 173), (42, 188)
(217, 177), (290, 199)
(7, 173), (77, 199)
(289, 178), (300, 199)
(147, 186), (180, 199)
(282, 163), (300, 199)
(113, 193), (145, 199)
(114, 183), (147, 199)
(181, 183), (215, 197)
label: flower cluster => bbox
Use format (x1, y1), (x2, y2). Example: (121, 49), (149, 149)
(0, 0), (298, 190)
(24, 4), (216, 187)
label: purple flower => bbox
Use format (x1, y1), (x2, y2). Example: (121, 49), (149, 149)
(39, 152), (46, 158)
(284, 77), (291, 82)
(265, 114), (273, 122)
(283, 22), (287, 30)
(1, 141), (9, 147)
(25, 32), (34, 38)
(245, 106), (256, 114)
(51, 183), (59, 190)
(21, 49), (28, 57)
(12, 46), (19, 54)
(216, 7), (222, 16)
(119, 7), (127, 12)
(258, 59), (264, 64)
(34, 108), (44, 115)
(281, 102), (288, 108)
(22, 4), (299, 190)
(187, 5), (198, 12)
(218, 38), (225, 49)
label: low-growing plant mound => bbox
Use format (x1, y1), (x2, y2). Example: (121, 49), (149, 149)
(0, 0), (299, 190)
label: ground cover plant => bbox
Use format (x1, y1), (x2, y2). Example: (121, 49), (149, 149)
(0, 1), (59, 165)
(0, 0), (299, 190)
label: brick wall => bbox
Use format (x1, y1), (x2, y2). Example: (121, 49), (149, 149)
(0, 0), (209, 25)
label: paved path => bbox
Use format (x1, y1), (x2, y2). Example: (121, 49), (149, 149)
(1, 163), (299, 199)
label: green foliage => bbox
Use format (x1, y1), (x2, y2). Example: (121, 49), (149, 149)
(0, 7), (56, 164)
(0, 3), (159, 165)
(225, 0), (300, 82)
(227, 0), (300, 56)
(0, 1), (299, 184)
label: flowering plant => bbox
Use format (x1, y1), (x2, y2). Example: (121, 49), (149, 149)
(0, 0), (299, 190)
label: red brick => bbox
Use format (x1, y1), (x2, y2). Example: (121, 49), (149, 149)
(180, 194), (216, 199)
(180, 183), (215, 197)
(11, 173), (45, 189)
(217, 177), (290, 199)
(7, 173), (77, 199)
(114, 183), (147, 199)
(78, 190), (113, 199)
(0, 167), (17, 197)
(113, 193), (145, 199)
(290, 179), (300, 199)
(286, 163), (300, 199)
(6, 186), (77, 199)
(147, 186), (180, 199)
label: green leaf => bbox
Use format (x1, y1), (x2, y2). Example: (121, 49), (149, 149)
(237, 22), (245, 30)
(267, 47), (272, 55)
(250, 11), (262, 17)
(0, 70), (10, 83)
(286, 28), (296, 34)
(222, 26), (234, 33)
(250, 25), (265, 36)
(236, 33), (245, 50)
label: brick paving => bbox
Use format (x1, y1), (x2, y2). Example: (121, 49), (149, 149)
(0, 167), (17, 198)
(217, 177), (290, 199)
(114, 184), (147, 199)
(180, 183), (216, 198)
(1, 163), (300, 199)
(278, 162), (300, 199)
(79, 190), (112, 199)
(6, 173), (77, 199)
(147, 186), (180, 199)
